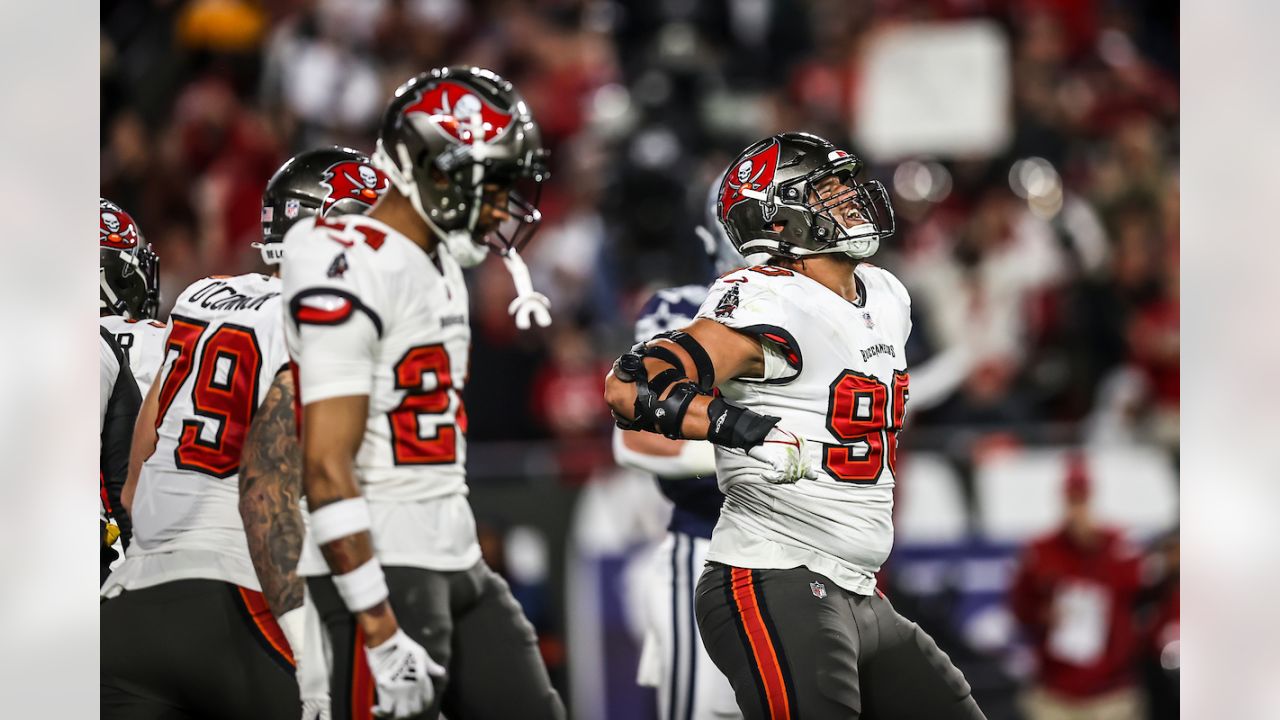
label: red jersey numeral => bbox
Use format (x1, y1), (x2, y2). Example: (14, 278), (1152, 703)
(316, 216), (385, 250)
(821, 370), (909, 484)
(747, 265), (794, 277)
(389, 344), (461, 465)
(155, 319), (264, 478)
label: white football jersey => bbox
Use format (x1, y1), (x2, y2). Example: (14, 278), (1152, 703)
(100, 314), (167, 398)
(695, 264), (912, 595)
(281, 214), (480, 575)
(99, 332), (121, 432)
(103, 273), (289, 596)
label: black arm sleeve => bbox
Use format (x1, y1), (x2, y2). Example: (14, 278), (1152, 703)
(100, 328), (140, 551)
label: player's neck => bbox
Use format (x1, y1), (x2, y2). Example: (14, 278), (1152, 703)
(368, 191), (440, 254)
(779, 255), (861, 303)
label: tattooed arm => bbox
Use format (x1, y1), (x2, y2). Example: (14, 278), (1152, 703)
(239, 369), (305, 619)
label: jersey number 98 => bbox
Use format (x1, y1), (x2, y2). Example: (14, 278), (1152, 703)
(821, 370), (909, 484)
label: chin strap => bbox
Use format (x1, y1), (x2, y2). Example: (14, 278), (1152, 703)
(501, 248), (551, 329)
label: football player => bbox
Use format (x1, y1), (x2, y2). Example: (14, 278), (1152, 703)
(613, 180), (748, 720)
(100, 147), (388, 718)
(99, 199), (158, 575)
(280, 67), (563, 720)
(99, 198), (165, 397)
(100, 328), (140, 583)
(605, 132), (986, 719)
(244, 146), (394, 720)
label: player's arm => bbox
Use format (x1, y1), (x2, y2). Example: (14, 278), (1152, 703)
(604, 319), (815, 483)
(605, 318), (763, 440)
(239, 369), (306, 640)
(122, 363), (162, 516)
(299, 393), (408, 642)
(611, 428), (718, 479)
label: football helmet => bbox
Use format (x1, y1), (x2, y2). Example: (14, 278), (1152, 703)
(371, 66), (550, 268)
(717, 132), (895, 261)
(256, 146), (390, 265)
(99, 198), (159, 319)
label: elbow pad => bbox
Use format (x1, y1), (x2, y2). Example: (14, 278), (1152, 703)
(612, 344), (707, 438)
(705, 396), (779, 450)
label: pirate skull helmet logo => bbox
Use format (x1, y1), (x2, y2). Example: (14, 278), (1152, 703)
(99, 204), (141, 250)
(321, 160), (391, 211)
(402, 80), (515, 146)
(736, 160), (753, 184)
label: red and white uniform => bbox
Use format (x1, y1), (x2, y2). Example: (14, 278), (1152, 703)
(103, 273), (289, 595)
(100, 315), (168, 398)
(281, 214), (480, 576)
(695, 264), (912, 595)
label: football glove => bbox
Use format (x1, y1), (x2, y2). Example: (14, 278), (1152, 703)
(301, 698), (330, 720)
(365, 628), (446, 718)
(746, 427), (818, 484)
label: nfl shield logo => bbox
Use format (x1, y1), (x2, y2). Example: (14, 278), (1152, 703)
(285, 198), (301, 219)
(810, 581), (827, 599)
(862, 311), (874, 329)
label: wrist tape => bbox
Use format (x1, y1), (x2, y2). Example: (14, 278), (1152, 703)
(333, 559), (389, 613)
(310, 497), (371, 546)
(706, 396), (779, 450)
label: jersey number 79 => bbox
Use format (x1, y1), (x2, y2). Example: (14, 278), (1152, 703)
(155, 317), (263, 478)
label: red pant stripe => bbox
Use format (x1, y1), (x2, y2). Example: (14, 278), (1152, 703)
(236, 586), (295, 666)
(351, 626), (375, 720)
(730, 567), (791, 720)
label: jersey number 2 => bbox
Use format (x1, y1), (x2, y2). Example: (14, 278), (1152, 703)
(389, 344), (466, 465)
(822, 370), (909, 484)
(155, 318), (263, 478)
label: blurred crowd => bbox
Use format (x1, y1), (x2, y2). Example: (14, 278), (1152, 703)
(101, 0), (1178, 453)
(101, 2), (1179, 717)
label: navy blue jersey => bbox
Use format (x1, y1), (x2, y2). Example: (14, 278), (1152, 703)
(634, 285), (724, 538)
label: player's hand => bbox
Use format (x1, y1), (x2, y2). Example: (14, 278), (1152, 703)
(746, 427), (818, 484)
(301, 697), (331, 720)
(365, 628), (446, 718)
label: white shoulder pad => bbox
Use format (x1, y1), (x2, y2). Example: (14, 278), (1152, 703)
(695, 267), (802, 376)
(280, 217), (393, 338)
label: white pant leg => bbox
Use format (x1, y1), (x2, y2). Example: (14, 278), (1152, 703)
(639, 532), (741, 720)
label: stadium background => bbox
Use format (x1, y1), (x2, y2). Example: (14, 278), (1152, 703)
(100, 1), (1179, 718)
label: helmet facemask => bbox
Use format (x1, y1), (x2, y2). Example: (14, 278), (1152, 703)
(789, 160), (896, 260)
(720, 134), (895, 263)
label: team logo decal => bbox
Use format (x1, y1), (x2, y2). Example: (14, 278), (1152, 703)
(810, 581), (827, 599)
(402, 80), (514, 145)
(720, 140), (780, 222)
(99, 208), (139, 249)
(321, 161), (390, 214)
(714, 284), (740, 318)
(327, 253), (349, 279)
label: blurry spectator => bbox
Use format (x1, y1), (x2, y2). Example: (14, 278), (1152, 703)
(258, 0), (386, 150)
(1009, 455), (1145, 720)
(1137, 530), (1178, 720)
